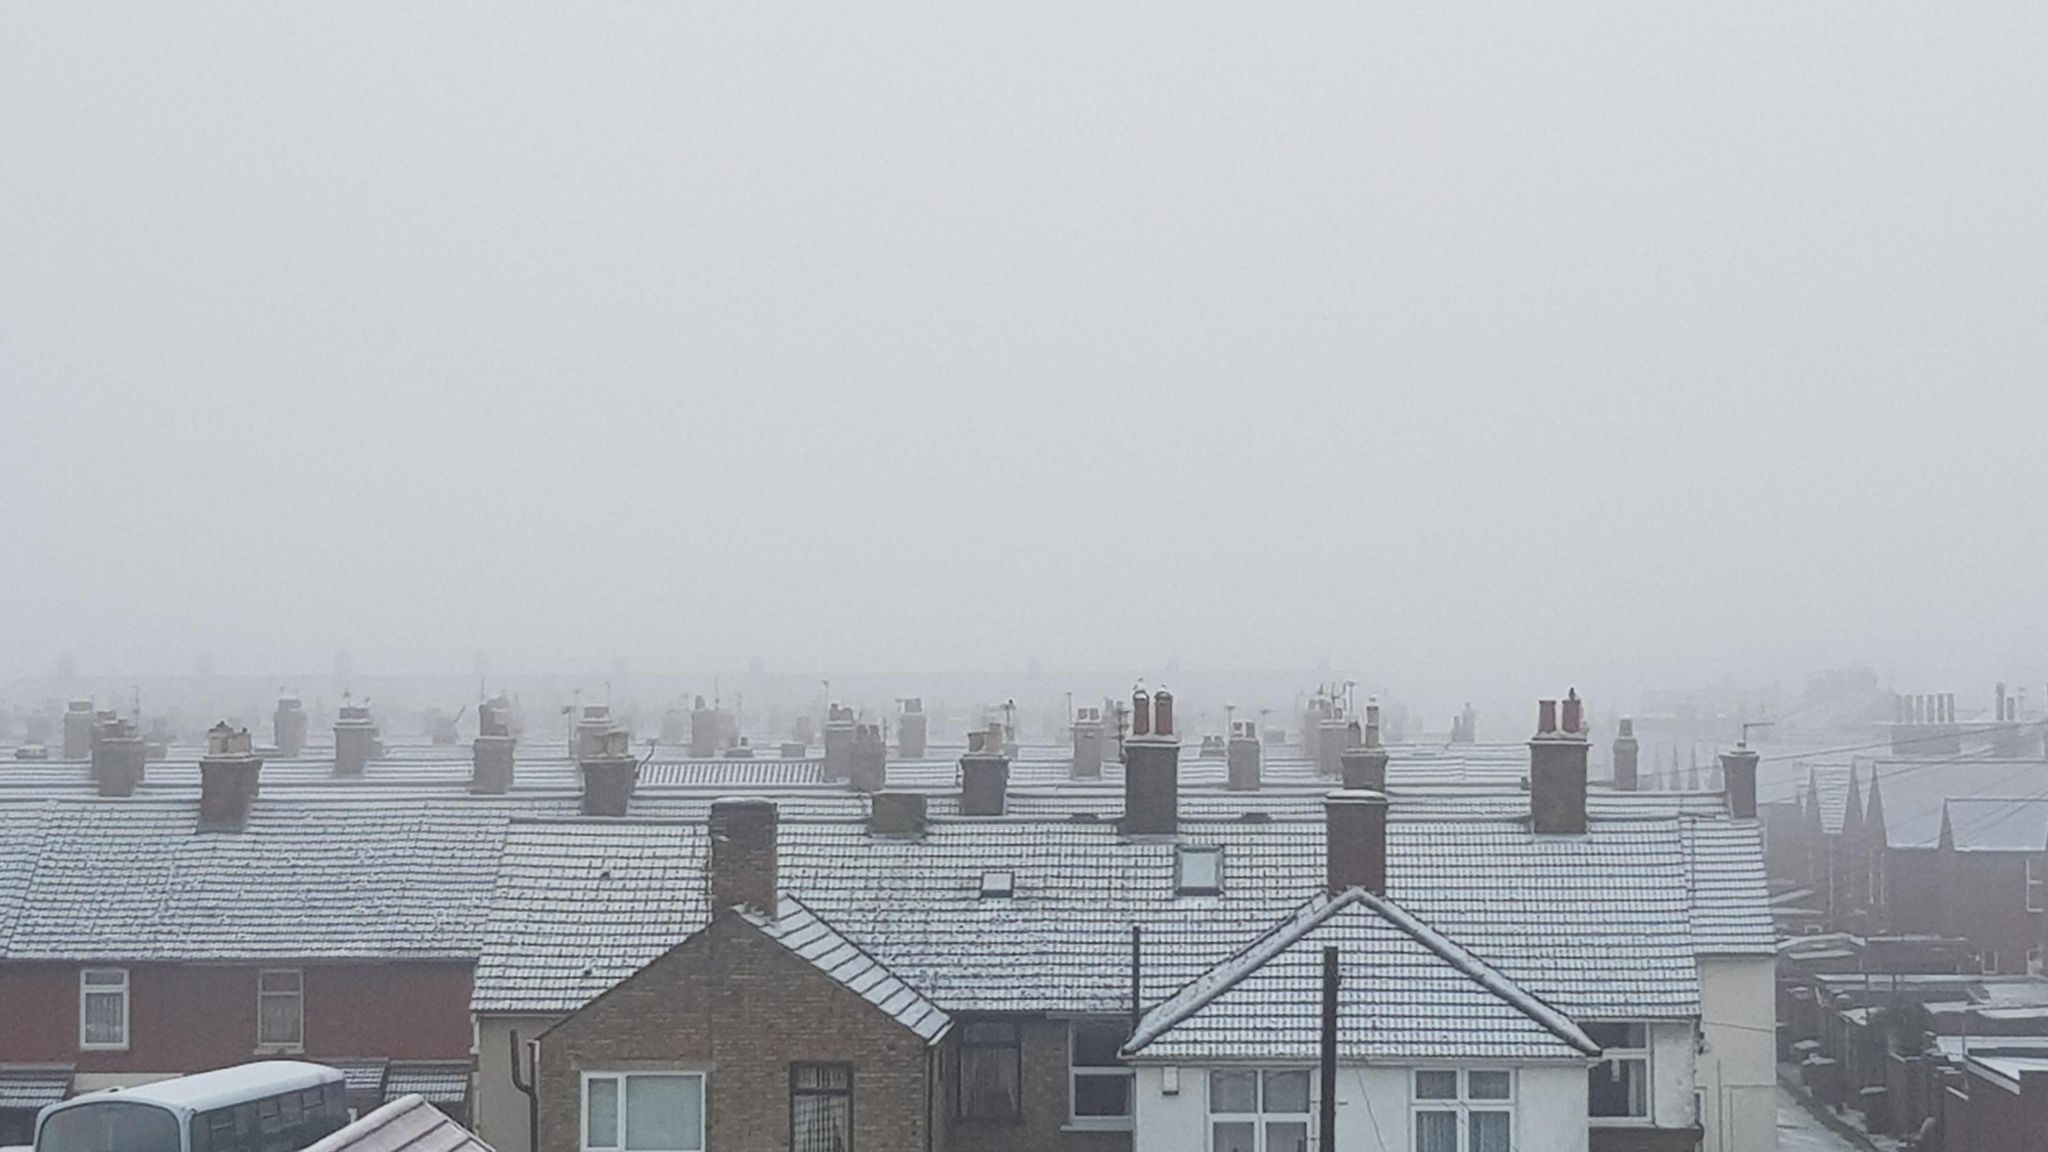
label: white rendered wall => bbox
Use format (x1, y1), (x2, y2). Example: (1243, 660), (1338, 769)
(1698, 957), (1780, 1152)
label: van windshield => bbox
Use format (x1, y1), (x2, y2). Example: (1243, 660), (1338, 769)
(37, 1101), (182, 1152)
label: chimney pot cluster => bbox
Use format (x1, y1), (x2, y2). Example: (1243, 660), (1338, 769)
(1529, 691), (1590, 834)
(960, 733), (1010, 817)
(578, 728), (638, 817)
(896, 698), (928, 760)
(1122, 686), (1181, 836)
(199, 721), (263, 831)
(849, 722), (887, 793)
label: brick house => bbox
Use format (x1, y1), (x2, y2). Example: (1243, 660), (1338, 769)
(1935, 798), (2048, 974)
(1941, 1051), (2048, 1151)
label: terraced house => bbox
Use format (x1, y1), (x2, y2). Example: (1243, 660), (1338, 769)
(0, 693), (1776, 1150)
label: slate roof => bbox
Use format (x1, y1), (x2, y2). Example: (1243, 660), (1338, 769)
(0, 1064), (73, 1111)
(0, 799), (503, 961)
(1943, 798), (2048, 854)
(382, 1062), (472, 1105)
(304, 1094), (493, 1152)
(1876, 761), (2048, 850)
(1124, 889), (1598, 1063)
(1681, 819), (1775, 955)
(739, 895), (951, 1043)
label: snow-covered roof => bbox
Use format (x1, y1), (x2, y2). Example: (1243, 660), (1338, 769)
(304, 1093), (493, 1152)
(1943, 798), (2048, 854)
(1124, 888), (1598, 1063)
(381, 1062), (471, 1106)
(0, 1065), (73, 1111)
(740, 894), (951, 1044)
(1877, 760), (2048, 849)
(472, 812), (1707, 1022)
(1682, 818), (1776, 955)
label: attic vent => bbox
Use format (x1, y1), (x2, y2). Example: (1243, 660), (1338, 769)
(1068, 812), (1101, 823)
(980, 870), (1015, 899)
(1238, 812), (1272, 823)
(1176, 845), (1223, 895)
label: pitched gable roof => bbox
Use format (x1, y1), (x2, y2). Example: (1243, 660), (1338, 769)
(739, 894), (951, 1043)
(1124, 888), (1597, 1063)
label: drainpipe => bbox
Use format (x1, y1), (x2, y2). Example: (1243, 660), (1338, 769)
(509, 1029), (539, 1152)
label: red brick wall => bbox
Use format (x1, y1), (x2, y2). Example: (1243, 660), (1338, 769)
(1954, 1066), (2048, 1152)
(0, 961), (474, 1072)
(536, 916), (933, 1152)
(947, 1017), (1130, 1152)
(1883, 848), (1943, 935)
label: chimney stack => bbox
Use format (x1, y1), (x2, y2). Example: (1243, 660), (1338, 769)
(1325, 790), (1389, 896)
(92, 716), (145, 797)
(821, 704), (856, 782)
(1315, 716), (1353, 780)
(61, 700), (94, 761)
(334, 698), (379, 777)
(198, 722), (262, 831)
(708, 797), (779, 917)
(1340, 707), (1390, 792)
(1720, 745), (1759, 820)
(1122, 688), (1180, 836)
(897, 698), (928, 759)
(273, 696), (308, 758)
(1529, 691), (1589, 835)
(849, 722), (887, 793)
(1071, 706), (1105, 779)
(1226, 720), (1262, 791)
(689, 696), (718, 758)
(869, 791), (928, 837)
(578, 728), (638, 817)
(960, 725), (1009, 816)
(472, 697), (517, 795)
(1612, 718), (1640, 791)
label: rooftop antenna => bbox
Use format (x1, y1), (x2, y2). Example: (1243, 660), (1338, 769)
(1739, 720), (1776, 749)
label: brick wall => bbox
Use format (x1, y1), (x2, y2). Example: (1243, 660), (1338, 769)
(1941, 851), (2042, 971)
(0, 960), (473, 1072)
(946, 1017), (1131, 1152)
(536, 915), (933, 1152)
(1953, 1065), (2048, 1152)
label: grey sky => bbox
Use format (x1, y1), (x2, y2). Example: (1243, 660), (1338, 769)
(2, 3), (2043, 702)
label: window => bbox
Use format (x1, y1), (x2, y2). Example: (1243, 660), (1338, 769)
(1982, 949), (2001, 975)
(1585, 1022), (1649, 1120)
(1069, 1019), (1132, 1127)
(979, 871), (1014, 899)
(1178, 846), (1223, 895)
(257, 969), (304, 1049)
(1208, 1069), (1310, 1152)
(790, 1064), (852, 1152)
(2028, 857), (2046, 914)
(957, 1021), (1021, 1121)
(80, 968), (129, 1050)
(1412, 1069), (1512, 1152)
(583, 1073), (704, 1152)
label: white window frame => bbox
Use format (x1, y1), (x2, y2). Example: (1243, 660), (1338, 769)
(79, 967), (130, 1051)
(1067, 1018), (1133, 1130)
(1410, 1069), (1514, 1152)
(1206, 1067), (1312, 1152)
(256, 968), (305, 1051)
(1585, 1022), (1652, 1123)
(2027, 856), (2046, 914)
(1177, 845), (1224, 895)
(581, 1071), (706, 1152)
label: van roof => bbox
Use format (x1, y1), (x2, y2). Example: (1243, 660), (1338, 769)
(52, 1063), (342, 1116)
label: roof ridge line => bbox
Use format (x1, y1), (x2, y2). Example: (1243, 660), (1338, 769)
(1126, 891), (1354, 1053)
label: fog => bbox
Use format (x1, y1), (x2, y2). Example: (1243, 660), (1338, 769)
(3, 3), (2044, 710)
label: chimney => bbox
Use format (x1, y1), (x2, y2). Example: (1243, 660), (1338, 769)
(659, 704), (688, 745)
(1339, 714), (1389, 792)
(579, 728), (638, 817)
(273, 696), (308, 758)
(1122, 688), (1180, 836)
(897, 698), (928, 759)
(689, 696), (718, 758)
(1720, 746), (1759, 820)
(1529, 691), (1589, 835)
(821, 704), (856, 782)
(198, 721), (262, 832)
(708, 797), (779, 917)
(1611, 717), (1640, 791)
(960, 726), (1009, 816)
(61, 700), (94, 761)
(849, 722), (887, 793)
(1325, 790), (1389, 895)
(334, 699), (378, 777)
(1315, 717), (1352, 779)
(471, 698), (517, 795)
(1226, 720), (1262, 791)
(870, 791), (928, 837)
(1071, 706), (1105, 779)
(92, 716), (146, 797)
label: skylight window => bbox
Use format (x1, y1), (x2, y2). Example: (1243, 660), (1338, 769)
(980, 870), (1015, 899)
(1177, 846), (1223, 895)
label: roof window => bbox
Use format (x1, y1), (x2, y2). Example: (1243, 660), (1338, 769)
(1176, 845), (1223, 895)
(980, 870), (1015, 899)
